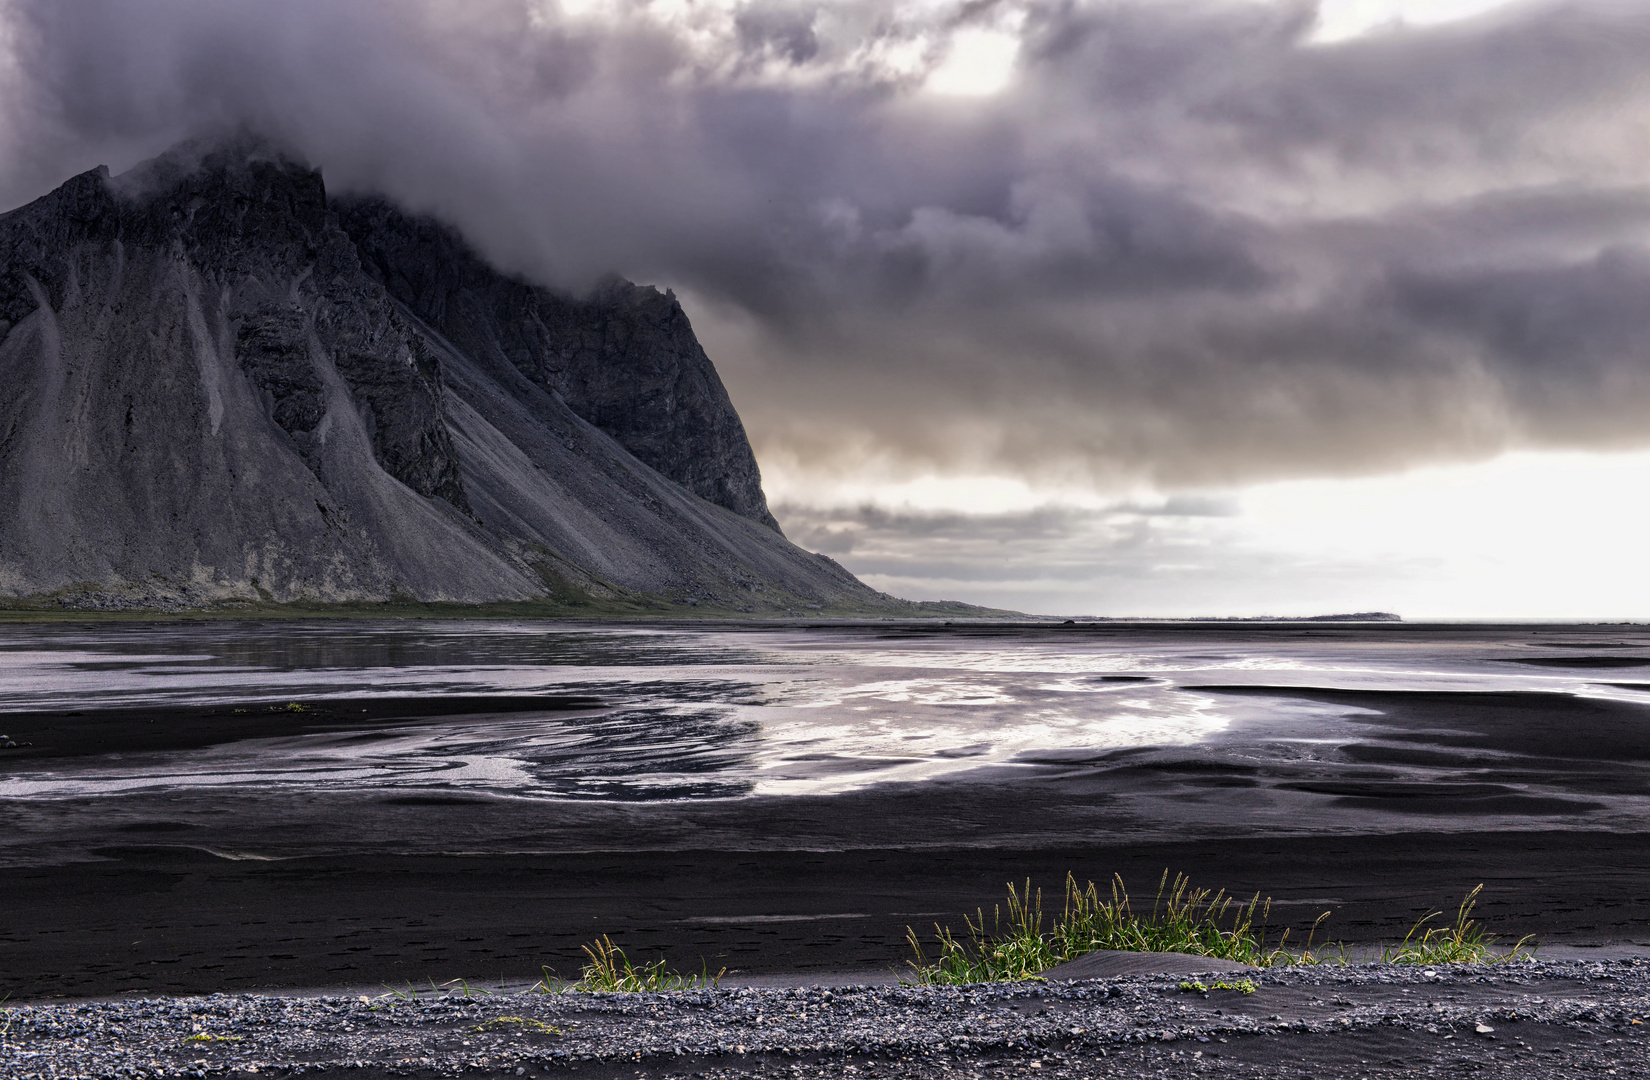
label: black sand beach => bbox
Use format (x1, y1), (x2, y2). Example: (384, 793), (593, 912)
(2, 620), (1650, 1002)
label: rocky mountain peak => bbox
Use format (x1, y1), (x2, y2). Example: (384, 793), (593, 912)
(0, 136), (874, 612)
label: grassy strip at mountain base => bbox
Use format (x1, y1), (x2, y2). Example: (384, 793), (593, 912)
(0, 590), (1017, 623)
(904, 874), (1533, 985)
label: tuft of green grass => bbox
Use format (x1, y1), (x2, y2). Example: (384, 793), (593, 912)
(1380, 885), (1533, 965)
(183, 1033), (243, 1043)
(903, 879), (1052, 985)
(906, 872), (1290, 985)
(571, 935), (725, 992)
(907, 874), (1528, 984)
(1053, 872), (1274, 964)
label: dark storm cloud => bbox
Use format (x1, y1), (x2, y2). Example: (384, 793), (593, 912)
(1390, 247), (1650, 438)
(779, 502), (1103, 555)
(4, 0), (1650, 488)
(779, 496), (1239, 557)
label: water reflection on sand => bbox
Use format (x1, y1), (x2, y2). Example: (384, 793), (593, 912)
(2, 621), (1650, 816)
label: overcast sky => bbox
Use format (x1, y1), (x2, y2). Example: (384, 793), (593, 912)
(5, 0), (1650, 618)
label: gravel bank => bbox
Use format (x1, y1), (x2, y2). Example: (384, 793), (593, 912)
(5, 960), (1648, 1078)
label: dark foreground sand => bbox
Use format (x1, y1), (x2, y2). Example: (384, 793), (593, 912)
(4, 959), (1648, 1078)
(6, 827), (1650, 1001)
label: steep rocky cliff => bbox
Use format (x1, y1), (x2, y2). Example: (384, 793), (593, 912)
(0, 137), (887, 612)
(336, 200), (780, 532)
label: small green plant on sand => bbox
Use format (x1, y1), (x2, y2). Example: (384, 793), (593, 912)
(1381, 885), (1533, 965)
(183, 1033), (243, 1043)
(473, 1016), (562, 1035)
(573, 935), (725, 992)
(529, 966), (571, 994)
(1179, 979), (1258, 995)
(379, 984), (416, 1003)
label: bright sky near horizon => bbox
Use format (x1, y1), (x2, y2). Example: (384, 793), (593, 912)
(758, 448), (1650, 621)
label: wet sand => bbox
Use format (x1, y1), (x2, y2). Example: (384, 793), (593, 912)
(0, 694), (600, 758)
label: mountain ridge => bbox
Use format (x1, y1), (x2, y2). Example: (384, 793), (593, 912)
(0, 137), (959, 616)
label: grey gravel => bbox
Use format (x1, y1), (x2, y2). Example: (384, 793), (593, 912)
(5, 959), (1649, 1078)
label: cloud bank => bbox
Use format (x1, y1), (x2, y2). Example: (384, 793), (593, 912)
(5, 0), (1650, 498)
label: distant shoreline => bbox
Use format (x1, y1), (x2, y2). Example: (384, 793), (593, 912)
(0, 602), (1423, 623)
(16, 605), (1650, 625)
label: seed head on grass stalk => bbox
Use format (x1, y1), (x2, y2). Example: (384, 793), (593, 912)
(907, 872), (1292, 985)
(905, 880), (1055, 984)
(577, 935), (724, 992)
(1261, 911), (1346, 968)
(1381, 885), (1534, 965)
(1055, 871), (1274, 965)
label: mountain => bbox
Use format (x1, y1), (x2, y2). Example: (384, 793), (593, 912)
(0, 137), (935, 615)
